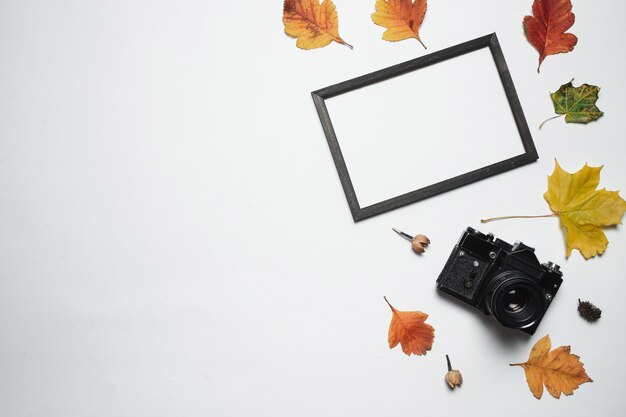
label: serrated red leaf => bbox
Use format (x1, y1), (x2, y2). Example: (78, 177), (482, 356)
(523, 0), (578, 72)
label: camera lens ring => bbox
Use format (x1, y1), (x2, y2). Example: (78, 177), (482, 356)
(485, 271), (545, 331)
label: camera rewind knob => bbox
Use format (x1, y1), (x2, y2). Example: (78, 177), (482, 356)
(545, 261), (561, 272)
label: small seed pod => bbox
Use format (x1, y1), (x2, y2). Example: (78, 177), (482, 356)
(445, 354), (463, 389)
(578, 299), (602, 322)
(411, 234), (430, 254)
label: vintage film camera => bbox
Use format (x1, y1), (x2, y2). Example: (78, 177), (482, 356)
(436, 227), (563, 335)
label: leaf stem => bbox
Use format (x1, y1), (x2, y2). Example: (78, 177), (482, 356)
(336, 37), (353, 49)
(446, 354), (452, 371)
(539, 114), (565, 129)
(480, 214), (557, 223)
(383, 296), (393, 310)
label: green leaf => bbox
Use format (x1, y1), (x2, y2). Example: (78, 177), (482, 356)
(541, 79), (604, 128)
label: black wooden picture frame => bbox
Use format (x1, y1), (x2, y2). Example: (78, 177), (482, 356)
(312, 33), (538, 222)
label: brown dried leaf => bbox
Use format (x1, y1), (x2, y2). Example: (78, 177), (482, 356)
(510, 335), (592, 399)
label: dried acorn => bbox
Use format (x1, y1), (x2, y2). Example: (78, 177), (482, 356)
(411, 234), (430, 254)
(445, 354), (463, 389)
(578, 299), (602, 322)
(392, 229), (430, 255)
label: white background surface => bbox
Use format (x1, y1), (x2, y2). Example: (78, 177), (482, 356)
(1, 1), (625, 416)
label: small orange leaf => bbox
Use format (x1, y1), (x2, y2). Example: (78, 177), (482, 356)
(511, 335), (592, 399)
(523, 0), (578, 72)
(283, 0), (352, 50)
(384, 296), (434, 356)
(371, 0), (428, 48)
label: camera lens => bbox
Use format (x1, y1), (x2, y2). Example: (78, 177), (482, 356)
(503, 289), (529, 313)
(485, 271), (545, 331)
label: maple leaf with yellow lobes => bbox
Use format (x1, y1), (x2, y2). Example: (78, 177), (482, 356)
(510, 335), (592, 399)
(482, 160), (626, 259)
(384, 297), (434, 356)
(544, 161), (626, 259)
(372, 0), (428, 49)
(283, 0), (352, 50)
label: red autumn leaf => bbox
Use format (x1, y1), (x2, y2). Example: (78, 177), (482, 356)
(384, 297), (434, 356)
(523, 0), (578, 72)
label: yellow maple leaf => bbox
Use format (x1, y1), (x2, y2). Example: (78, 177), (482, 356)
(283, 0), (352, 50)
(544, 160), (626, 259)
(511, 335), (592, 399)
(371, 0), (428, 48)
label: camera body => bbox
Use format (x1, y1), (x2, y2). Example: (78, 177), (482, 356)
(437, 227), (563, 335)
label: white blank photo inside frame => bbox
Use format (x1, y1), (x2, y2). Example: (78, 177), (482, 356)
(312, 34), (538, 222)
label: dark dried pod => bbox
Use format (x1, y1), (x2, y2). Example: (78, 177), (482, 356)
(578, 299), (602, 322)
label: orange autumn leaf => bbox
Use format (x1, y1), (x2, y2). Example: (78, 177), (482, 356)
(511, 335), (592, 399)
(283, 0), (352, 50)
(523, 0), (578, 72)
(371, 0), (428, 49)
(384, 296), (434, 356)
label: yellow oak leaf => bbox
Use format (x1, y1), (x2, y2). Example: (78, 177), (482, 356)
(371, 0), (428, 49)
(511, 335), (592, 399)
(283, 0), (352, 50)
(544, 160), (626, 259)
(384, 297), (434, 356)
